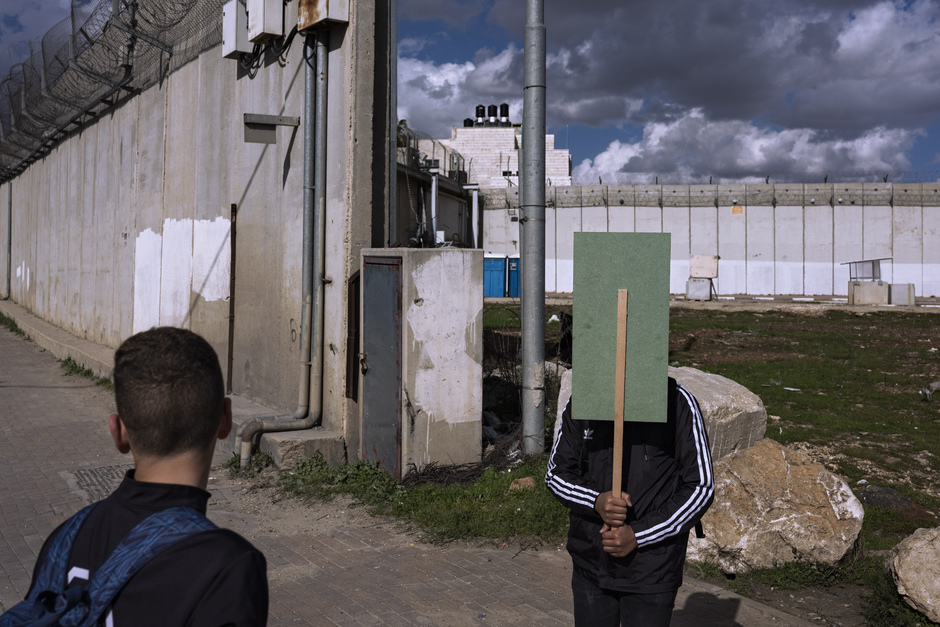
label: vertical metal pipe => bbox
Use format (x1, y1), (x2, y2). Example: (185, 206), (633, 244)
(3, 183), (10, 299)
(430, 169), (439, 245)
(388, 0), (398, 245)
(308, 28), (329, 424)
(293, 33), (317, 420)
(521, 0), (546, 455)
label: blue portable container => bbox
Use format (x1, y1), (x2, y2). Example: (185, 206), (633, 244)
(484, 257), (507, 297)
(507, 257), (521, 298)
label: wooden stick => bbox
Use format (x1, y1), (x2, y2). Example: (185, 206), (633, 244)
(612, 289), (628, 500)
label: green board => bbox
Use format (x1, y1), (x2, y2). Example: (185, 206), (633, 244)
(572, 232), (670, 423)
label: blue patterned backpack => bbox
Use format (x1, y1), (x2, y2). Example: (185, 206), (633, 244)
(0, 505), (216, 626)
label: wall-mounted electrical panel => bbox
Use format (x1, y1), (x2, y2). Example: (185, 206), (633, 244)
(298, 0), (349, 31)
(248, 0), (284, 43)
(222, 1), (252, 58)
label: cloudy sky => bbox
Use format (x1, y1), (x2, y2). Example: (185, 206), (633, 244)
(398, 0), (940, 184)
(4, 0), (940, 184)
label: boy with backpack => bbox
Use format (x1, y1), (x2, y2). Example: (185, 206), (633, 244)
(545, 378), (714, 626)
(3, 327), (268, 626)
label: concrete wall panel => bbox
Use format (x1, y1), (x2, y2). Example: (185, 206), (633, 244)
(67, 132), (83, 333)
(745, 206), (774, 295)
(892, 206), (922, 291)
(863, 205), (893, 283)
(0, 182), (8, 299)
(803, 205), (833, 297)
(608, 204), (634, 233)
(582, 206), (607, 233)
(635, 206), (662, 233)
(80, 125), (98, 338)
(717, 205), (746, 295)
(664, 206), (690, 294)
(689, 206), (717, 257)
(545, 205), (556, 292)
(112, 98), (139, 344)
(555, 207), (580, 293)
(93, 111), (115, 344)
(833, 205), (863, 295)
(774, 205), (803, 295)
(924, 206), (940, 297)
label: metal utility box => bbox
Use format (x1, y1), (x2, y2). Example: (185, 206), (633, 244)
(843, 258), (892, 305)
(690, 254), (719, 279)
(222, 1), (252, 58)
(247, 0), (283, 42)
(298, 0), (349, 30)
(360, 249), (483, 479)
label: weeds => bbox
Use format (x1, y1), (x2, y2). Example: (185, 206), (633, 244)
(0, 311), (26, 337)
(862, 566), (940, 627)
(224, 451), (275, 479)
(279, 455), (568, 542)
(60, 356), (114, 390)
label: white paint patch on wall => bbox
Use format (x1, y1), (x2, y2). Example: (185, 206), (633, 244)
(408, 253), (482, 425)
(133, 228), (162, 333)
(192, 217), (232, 302)
(159, 219), (194, 327)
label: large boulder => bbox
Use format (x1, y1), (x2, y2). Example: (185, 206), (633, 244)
(554, 367), (767, 462)
(687, 438), (863, 573)
(891, 527), (940, 623)
(668, 366), (766, 461)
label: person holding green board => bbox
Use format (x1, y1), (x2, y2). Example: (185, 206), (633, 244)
(545, 379), (714, 626)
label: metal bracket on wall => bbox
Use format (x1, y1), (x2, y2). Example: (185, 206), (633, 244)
(243, 113), (301, 144)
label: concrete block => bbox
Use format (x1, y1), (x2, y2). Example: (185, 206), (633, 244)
(635, 185), (661, 208)
(773, 183), (803, 208)
(717, 184), (746, 208)
(608, 185), (634, 208)
(260, 428), (347, 468)
(847, 281), (889, 305)
(834, 182), (864, 206)
(889, 283), (916, 306)
(895, 183), (923, 207)
(862, 182), (891, 207)
(805, 183), (833, 207)
(686, 278), (713, 300)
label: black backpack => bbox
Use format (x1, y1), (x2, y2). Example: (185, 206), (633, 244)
(1, 505), (216, 626)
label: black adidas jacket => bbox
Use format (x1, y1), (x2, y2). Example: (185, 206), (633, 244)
(546, 378), (714, 593)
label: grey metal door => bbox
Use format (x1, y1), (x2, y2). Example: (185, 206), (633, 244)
(361, 256), (402, 479)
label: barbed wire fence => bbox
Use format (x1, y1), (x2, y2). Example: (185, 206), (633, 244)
(0, 0), (226, 184)
(570, 169), (940, 187)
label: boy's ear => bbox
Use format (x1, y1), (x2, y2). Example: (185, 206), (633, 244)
(109, 414), (132, 454)
(217, 398), (233, 440)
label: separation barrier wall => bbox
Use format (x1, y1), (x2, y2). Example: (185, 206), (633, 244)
(481, 183), (940, 298)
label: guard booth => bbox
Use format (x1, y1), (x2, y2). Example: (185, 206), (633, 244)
(359, 248), (483, 479)
(843, 258), (891, 305)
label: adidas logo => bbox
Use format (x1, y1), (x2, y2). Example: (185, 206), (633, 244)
(583, 428), (594, 441)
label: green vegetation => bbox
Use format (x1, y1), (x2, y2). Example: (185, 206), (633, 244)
(224, 451), (275, 479)
(279, 455), (568, 542)
(60, 356), (114, 390)
(0, 311), (26, 337)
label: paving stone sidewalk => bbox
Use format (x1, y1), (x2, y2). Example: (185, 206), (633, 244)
(0, 322), (814, 626)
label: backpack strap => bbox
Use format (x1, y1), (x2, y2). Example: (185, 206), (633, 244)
(75, 507), (217, 626)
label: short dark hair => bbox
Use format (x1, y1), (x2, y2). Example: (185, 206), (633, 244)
(113, 327), (225, 457)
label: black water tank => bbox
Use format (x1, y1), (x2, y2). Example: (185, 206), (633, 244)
(499, 103), (510, 126)
(486, 104), (497, 126)
(463, 118), (474, 127)
(475, 104), (486, 122)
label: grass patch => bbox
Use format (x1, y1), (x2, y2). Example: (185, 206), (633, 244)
(862, 566), (940, 627)
(0, 311), (26, 337)
(60, 356), (114, 390)
(279, 455), (569, 542)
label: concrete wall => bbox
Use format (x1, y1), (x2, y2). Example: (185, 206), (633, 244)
(482, 183), (940, 297)
(0, 0), (390, 444)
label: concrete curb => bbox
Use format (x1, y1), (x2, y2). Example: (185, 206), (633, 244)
(0, 299), (345, 468)
(0, 299), (114, 377)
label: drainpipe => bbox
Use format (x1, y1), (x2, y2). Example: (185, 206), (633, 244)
(3, 183), (10, 299)
(239, 30), (329, 468)
(464, 184), (480, 248)
(429, 167), (439, 245)
(388, 0), (398, 245)
(521, 0), (546, 455)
